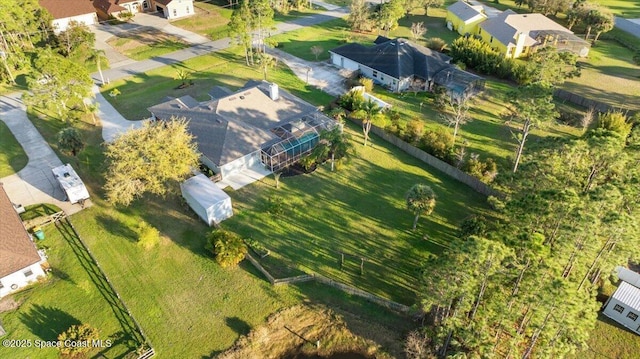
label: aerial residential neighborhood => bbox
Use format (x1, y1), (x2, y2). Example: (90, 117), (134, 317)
(0, 0), (639, 358)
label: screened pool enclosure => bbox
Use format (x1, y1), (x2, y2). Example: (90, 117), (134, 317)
(261, 113), (338, 172)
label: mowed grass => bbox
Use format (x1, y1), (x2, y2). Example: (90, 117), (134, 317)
(573, 313), (640, 359)
(222, 122), (493, 305)
(100, 49), (334, 120)
(0, 215), (132, 359)
(0, 120), (28, 177)
(562, 40), (640, 111)
(594, 0), (640, 18)
(107, 28), (189, 61)
(171, 1), (233, 40)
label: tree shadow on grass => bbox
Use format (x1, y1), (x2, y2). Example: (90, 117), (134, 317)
(225, 316), (251, 336)
(95, 214), (138, 242)
(19, 305), (81, 341)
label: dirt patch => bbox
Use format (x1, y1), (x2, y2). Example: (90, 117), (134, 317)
(0, 296), (22, 313)
(107, 27), (186, 52)
(219, 305), (403, 359)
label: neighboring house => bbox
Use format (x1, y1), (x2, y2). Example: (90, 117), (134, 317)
(446, 0), (487, 36)
(602, 267), (640, 335)
(93, 0), (193, 20)
(0, 184), (47, 299)
(330, 36), (485, 98)
(39, 0), (98, 34)
(445, 1), (590, 58)
(148, 80), (338, 178)
(154, 0), (194, 20)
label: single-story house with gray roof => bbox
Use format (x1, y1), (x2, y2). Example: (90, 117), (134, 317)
(329, 36), (485, 98)
(148, 81), (338, 180)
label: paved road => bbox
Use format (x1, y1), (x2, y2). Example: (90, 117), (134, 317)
(0, 94), (90, 215)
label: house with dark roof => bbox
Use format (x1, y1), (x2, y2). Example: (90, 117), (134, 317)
(329, 36), (485, 98)
(0, 184), (47, 298)
(148, 81), (338, 182)
(445, 0), (487, 35)
(39, 0), (98, 34)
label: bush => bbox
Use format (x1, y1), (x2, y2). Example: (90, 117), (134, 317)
(404, 118), (424, 144)
(385, 116), (405, 139)
(206, 230), (247, 268)
(487, 195), (505, 211)
(58, 324), (99, 356)
(597, 111), (632, 139)
(450, 37), (519, 82)
(358, 77), (374, 92)
(265, 196), (285, 216)
(463, 154), (498, 183)
(459, 215), (488, 239)
(137, 221), (161, 250)
(338, 89), (364, 111)
(425, 37), (447, 52)
(421, 128), (454, 160)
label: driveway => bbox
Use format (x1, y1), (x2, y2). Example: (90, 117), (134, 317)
(93, 86), (143, 142)
(0, 94), (90, 215)
(266, 48), (353, 96)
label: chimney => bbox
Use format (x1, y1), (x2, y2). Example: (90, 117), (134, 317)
(269, 83), (279, 101)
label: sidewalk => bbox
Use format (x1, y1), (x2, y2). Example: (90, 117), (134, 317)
(0, 94), (90, 215)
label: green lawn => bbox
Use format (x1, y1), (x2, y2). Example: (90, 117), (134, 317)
(222, 122), (493, 305)
(572, 313), (640, 359)
(595, 0), (640, 18)
(562, 39), (640, 111)
(0, 121), (28, 177)
(0, 211), (133, 359)
(107, 30), (189, 61)
(171, 2), (233, 40)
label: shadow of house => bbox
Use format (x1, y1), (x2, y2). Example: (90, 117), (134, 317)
(329, 36), (485, 99)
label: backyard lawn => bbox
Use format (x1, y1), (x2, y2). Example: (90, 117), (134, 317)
(223, 122), (493, 304)
(0, 121), (28, 177)
(171, 1), (233, 40)
(0, 209), (134, 359)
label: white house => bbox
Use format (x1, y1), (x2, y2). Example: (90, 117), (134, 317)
(602, 267), (640, 335)
(39, 0), (98, 34)
(0, 184), (47, 298)
(154, 0), (194, 20)
(181, 174), (233, 226)
(148, 81), (338, 186)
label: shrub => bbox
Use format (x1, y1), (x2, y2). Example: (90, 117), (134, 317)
(463, 154), (498, 183)
(425, 37), (447, 52)
(404, 118), (424, 144)
(597, 111), (632, 139)
(421, 128), (454, 160)
(358, 77), (374, 92)
(487, 195), (505, 211)
(338, 89), (364, 111)
(58, 324), (99, 356)
(137, 221), (161, 250)
(265, 196), (285, 216)
(206, 230), (247, 268)
(450, 37), (518, 81)
(633, 51), (640, 66)
(385, 116), (405, 139)
(459, 215), (488, 239)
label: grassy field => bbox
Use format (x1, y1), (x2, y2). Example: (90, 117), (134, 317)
(573, 313), (640, 359)
(0, 121), (28, 177)
(0, 210), (133, 359)
(106, 28), (189, 61)
(595, 0), (640, 18)
(171, 1), (233, 40)
(223, 121), (492, 304)
(562, 39), (640, 111)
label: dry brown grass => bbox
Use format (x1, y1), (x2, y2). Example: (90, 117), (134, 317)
(219, 305), (404, 359)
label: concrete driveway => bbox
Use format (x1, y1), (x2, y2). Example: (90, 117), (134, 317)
(0, 94), (90, 215)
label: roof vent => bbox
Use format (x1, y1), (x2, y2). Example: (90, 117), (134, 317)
(240, 95), (245, 100)
(228, 96), (237, 101)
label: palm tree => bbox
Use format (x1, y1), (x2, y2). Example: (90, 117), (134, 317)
(356, 98), (381, 147)
(89, 49), (108, 85)
(406, 184), (437, 231)
(316, 127), (355, 171)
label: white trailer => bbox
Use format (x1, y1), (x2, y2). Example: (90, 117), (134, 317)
(181, 174), (233, 226)
(52, 164), (90, 205)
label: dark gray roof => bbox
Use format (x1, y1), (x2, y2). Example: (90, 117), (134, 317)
(447, 1), (485, 22)
(330, 37), (451, 81)
(148, 81), (320, 166)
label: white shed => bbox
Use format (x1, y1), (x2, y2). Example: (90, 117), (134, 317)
(602, 269), (640, 335)
(181, 174), (233, 226)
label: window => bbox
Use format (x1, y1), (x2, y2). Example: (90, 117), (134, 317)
(143, 1), (148, 9)
(173, 9), (177, 17)
(372, 70), (378, 78)
(627, 312), (638, 321)
(613, 304), (625, 313)
(0, 281), (4, 289)
(490, 36), (493, 43)
(186, 6), (190, 13)
(24, 269), (33, 277)
(380, 75), (384, 81)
